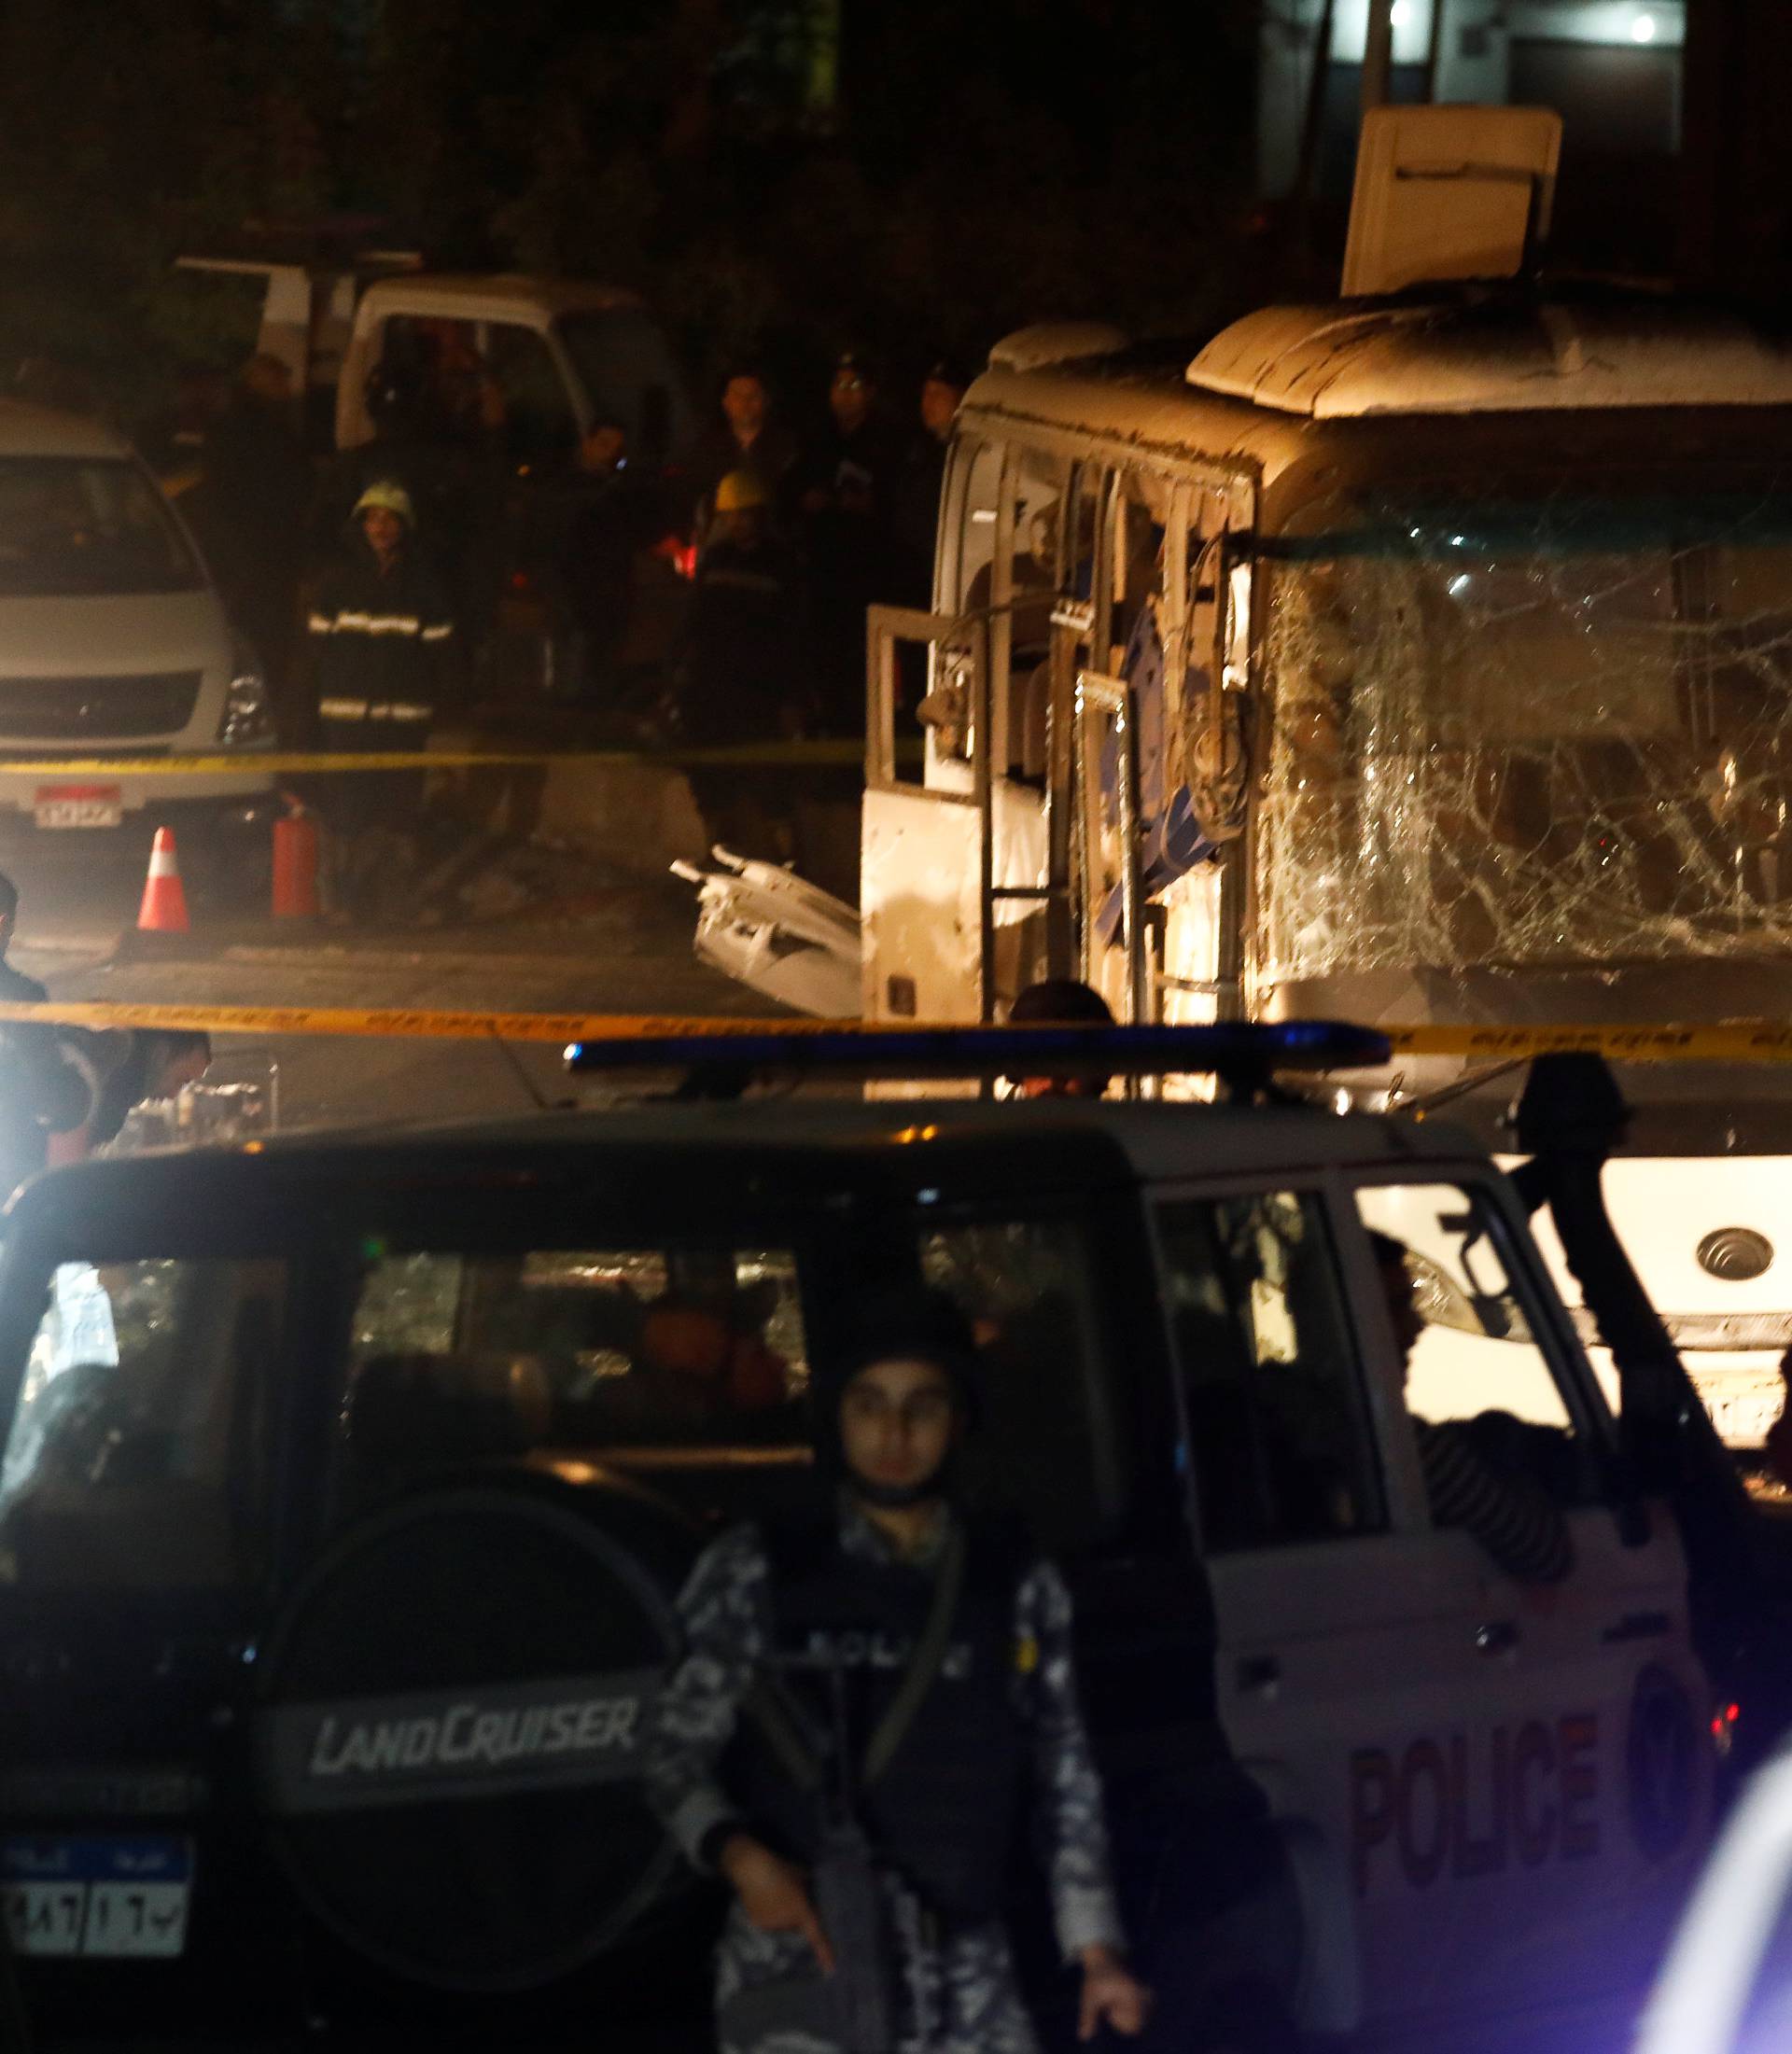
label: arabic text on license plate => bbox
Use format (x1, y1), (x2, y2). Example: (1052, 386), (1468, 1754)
(34, 786), (123, 830)
(1, 1835), (192, 1958)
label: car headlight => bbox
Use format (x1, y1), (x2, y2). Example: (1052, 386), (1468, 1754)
(218, 657), (275, 748)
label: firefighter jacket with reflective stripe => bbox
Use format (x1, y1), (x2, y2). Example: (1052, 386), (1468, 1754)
(308, 543), (455, 726)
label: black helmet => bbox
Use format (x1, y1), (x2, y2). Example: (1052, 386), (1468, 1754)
(1008, 979), (1115, 1027)
(819, 1287), (981, 1420)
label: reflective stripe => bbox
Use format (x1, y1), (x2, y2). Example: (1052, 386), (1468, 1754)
(307, 613), (335, 635)
(319, 699), (432, 724)
(420, 622), (455, 643)
(329, 609), (425, 636)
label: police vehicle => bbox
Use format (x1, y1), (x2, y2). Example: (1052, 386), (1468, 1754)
(0, 1023), (1753, 2049)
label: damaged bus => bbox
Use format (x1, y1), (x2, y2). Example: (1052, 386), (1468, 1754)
(704, 109), (1792, 1455)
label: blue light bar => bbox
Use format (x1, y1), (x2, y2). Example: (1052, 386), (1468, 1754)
(564, 1019), (1392, 1079)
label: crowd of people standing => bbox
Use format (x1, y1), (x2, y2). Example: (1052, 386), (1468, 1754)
(182, 341), (967, 756)
(163, 336), (968, 906)
(610, 348), (965, 742)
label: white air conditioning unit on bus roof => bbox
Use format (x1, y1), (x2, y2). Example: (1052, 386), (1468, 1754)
(1340, 105), (1562, 299)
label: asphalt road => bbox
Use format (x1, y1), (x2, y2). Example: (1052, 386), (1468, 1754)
(3, 829), (770, 1134)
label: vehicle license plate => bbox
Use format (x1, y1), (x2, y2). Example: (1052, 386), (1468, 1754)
(1, 1835), (192, 1958)
(34, 785), (123, 831)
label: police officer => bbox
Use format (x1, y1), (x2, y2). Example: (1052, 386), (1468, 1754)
(645, 1288), (1149, 2053)
(790, 352), (905, 734)
(0, 871), (91, 1203)
(1006, 979), (1116, 1100)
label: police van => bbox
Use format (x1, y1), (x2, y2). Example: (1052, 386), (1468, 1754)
(0, 1025), (1746, 2050)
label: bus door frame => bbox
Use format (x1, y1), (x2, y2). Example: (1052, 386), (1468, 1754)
(1075, 668), (1146, 1028)
(864, 602), (994, 1020)
(1045, 456), (1108, 978)
(1201, 481), (1258, 1023)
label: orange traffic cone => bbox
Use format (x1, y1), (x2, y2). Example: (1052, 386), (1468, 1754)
(137, 826), (190, 933)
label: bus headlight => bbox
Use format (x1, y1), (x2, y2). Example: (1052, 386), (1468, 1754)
(218, 659), (275, 748)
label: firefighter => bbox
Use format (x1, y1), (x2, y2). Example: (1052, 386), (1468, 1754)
(680, 468), (806, 745)
(306, 482), (455, 916)
(644, 1287), (1150, 2054)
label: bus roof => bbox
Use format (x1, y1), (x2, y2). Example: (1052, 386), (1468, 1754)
(963, 289), (1792, 522)
(1188, 294), (1792, 420)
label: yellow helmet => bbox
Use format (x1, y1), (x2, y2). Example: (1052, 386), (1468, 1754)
(713, 468), (768, 514)
(353, 480), (415, 527)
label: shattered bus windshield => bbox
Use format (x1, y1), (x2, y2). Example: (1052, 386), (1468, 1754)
(1257, 488), (1792, 985)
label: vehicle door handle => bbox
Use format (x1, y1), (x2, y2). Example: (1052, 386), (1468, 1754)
(1476, 1620), (1520, 1656)
(1235, 1654), (1281, 1695)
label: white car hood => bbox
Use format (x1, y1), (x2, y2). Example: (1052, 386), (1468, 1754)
(0, 590), (229, 678)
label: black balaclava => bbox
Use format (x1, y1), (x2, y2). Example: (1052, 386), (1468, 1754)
(814, 1287), (980, 1509)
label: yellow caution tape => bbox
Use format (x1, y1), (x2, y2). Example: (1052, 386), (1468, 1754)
(0, 740), (879, 777)
(0, 1000), (840, 1042)
(0, 1003), (1783, 1063)
(1389, 1023), (1792, 1063)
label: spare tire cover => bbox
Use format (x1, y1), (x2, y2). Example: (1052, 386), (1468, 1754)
(255, 1471), (695, 1991)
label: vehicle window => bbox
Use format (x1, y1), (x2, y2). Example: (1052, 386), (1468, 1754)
(919, 1220), (1118, 1553)
(0, 459), (202, 597)
(556, 308), (686, 462)
(0, 1258), (284, 1588)
(484, 324), (580, 467)
(1157, 1192), (1385, 1553)
(1353, 1181), (1603, 1507)
(1111, 469), (1169, 651)
(948, 438), (1003, 620)
(336, 1241), (809, 1522)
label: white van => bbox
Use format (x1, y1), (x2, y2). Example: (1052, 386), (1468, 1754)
(0, 399), (274, 845)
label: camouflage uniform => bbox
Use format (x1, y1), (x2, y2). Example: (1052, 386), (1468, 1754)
(644, 1500), (1125, 2054)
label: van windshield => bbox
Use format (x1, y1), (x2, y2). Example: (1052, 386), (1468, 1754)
(0, 458), (203, 598)
(555, 309), (683, 461)
(1256, 487), (1792, 980)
